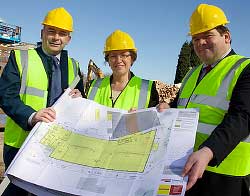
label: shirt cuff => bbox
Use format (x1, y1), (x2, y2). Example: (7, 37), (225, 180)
(28, 112), (36, 127)
(199, 144), (217, 166)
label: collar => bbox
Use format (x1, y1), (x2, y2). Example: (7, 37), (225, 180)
(41, 46), (61, 60)
(110, 71), (135, 83)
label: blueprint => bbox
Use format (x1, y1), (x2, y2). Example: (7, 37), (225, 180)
(6, 88), (199, 196)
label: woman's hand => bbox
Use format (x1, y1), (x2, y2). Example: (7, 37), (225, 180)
(156, 102), (170, 112)
(69, 89), (82, 98)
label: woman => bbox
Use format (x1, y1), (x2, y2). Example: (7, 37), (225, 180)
(87, 29), (159, 110)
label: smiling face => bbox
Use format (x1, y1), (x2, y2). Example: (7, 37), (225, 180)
(192, 28), (231, 65)
(41, 25), (71, 56)
(107, 50), (134, 77)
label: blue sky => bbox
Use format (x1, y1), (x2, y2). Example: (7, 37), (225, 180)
(1, 0), (250, 84)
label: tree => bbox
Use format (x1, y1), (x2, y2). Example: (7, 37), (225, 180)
(174, 41), (201, 84)
(174, 41), (191, 84)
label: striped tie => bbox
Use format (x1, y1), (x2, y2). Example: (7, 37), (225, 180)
(197, 65), (213, 83)
(48, 56), (62, 106)
(205, 64), (212, 74)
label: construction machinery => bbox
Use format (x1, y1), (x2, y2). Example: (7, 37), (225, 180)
(0, 21), (21, 44)
(85, 59), (104, 94)
(0, 20), (36, 76)
(0, 20), (21, 75)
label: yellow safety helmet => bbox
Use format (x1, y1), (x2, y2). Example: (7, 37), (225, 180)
(42, 7), (73, 32)
(104, 30), (137, 54)
(189, 4), (229, 36)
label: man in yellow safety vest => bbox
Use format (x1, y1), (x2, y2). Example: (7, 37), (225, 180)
(0, 7), (85, 195)
(158, 3), (250, 196)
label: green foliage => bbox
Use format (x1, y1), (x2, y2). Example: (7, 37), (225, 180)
(174, 41), (201, 84)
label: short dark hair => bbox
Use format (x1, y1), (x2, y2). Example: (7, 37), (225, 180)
(215, 25), (230, 36)
(215, 25), (231, 43)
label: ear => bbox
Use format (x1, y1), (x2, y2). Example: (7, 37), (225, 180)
(224, 31), (231, 44)
(66, 35), (71, 45)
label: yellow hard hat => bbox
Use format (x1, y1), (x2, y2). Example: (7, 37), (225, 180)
(42, 7), (73, 32)
(189, 4), (229, 36)
(104, 30), (137, 54)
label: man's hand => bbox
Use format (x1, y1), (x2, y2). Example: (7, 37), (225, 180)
(156, 102), (170, 112)
(182, 147), (213, 191)
(31, 107), (56, 126)
(128, 108), (137, 113)
(68, 89), (82, 98)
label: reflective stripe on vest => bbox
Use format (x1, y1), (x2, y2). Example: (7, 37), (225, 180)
(69, 57), (78, 82)
(198, 122), (250, 142)
(87, 76), (152, 110)
(4, 49), (78, 148)
(88, 78), (102, 100)
(177, 55), (250, 176)
(178, 65), (201, 98)
(138, 79), (150, 109)
(177, 66), (202, 107)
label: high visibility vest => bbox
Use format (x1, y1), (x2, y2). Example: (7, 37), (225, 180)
(177, 55), (250, 176)
(87, 76), (153, 110)
(4, 49), (79, 148)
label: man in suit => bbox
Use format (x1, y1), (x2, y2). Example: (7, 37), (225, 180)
(0, 7), (85, 195)
(158, 4), (250, 196)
